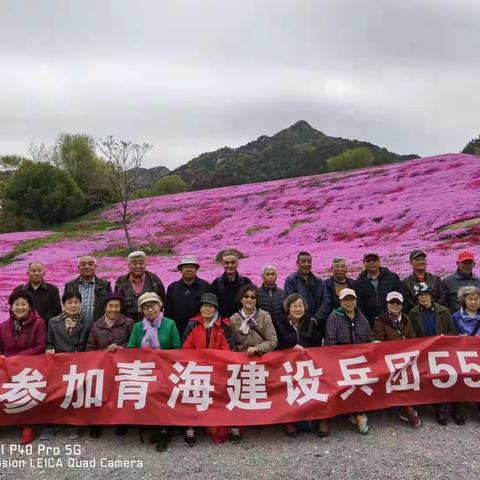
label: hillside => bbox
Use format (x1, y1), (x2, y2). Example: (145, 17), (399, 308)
(0, 153), (479, 315)
(173, 120), (418, 190)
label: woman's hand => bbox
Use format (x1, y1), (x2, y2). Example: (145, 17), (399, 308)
(246, 346), (260, 356)
(107, 344), (122, 352)
(46, 349), (55, 354)
(293, 344), (305, 351)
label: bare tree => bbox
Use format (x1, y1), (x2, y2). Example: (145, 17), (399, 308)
(97, 136), (152, 249)
(28, 141), (58, 164)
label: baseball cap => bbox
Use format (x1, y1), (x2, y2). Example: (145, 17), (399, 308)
(339, 288), (357, 300)
(457, 251), (475, 263)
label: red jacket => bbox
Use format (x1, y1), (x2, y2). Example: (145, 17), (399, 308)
(0, 310), (46, 356)
(182, 314), (232, 351)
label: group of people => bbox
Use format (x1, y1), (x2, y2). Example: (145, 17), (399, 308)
(1, 247), (479, 450)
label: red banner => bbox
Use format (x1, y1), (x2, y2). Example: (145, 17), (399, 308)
(1, 336), (480, 426)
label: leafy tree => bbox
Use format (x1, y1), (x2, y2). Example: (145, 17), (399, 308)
(462, 135), (480, 155)
(4, 161), (85, 225)
(55, 134), (115, 210)
(325, 147), (375, 172)
(0, 155), (26, 172)
(97, 136), (152, 249)
(151, 175), (187, 195)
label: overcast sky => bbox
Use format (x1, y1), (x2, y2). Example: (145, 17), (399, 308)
(1, 0), (479, 169)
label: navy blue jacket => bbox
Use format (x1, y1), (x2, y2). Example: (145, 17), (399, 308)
(284, 272), (332, 338)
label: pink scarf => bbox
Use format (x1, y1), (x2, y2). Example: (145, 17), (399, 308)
(141, 313), (163, 349)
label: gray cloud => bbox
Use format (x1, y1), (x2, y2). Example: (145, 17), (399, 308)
(1, 0), (479, 168)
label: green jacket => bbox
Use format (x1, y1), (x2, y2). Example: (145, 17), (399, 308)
(128, 317), (181, 349)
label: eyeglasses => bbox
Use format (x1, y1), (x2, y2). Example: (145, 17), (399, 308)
(388, 300), (403, 305)
(141, 303), (158, 310)
(243, 295), (257, 300)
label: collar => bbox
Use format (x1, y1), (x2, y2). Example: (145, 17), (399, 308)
(222, 271), (239, 283)
(130, 273), (146, 284)
(79, 277), (95, 286)
(25, 281), (46, 291)
(182, 277), (198, 286)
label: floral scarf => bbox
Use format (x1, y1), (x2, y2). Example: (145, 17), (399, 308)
(141, 312), (163, 349)
(239, 308), (258, 335)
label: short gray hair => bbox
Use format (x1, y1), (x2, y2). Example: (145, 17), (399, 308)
(458, 286), (480, 308)
(128, 251), (146, 262)
(332, 257), (347, 266)
(77, 255), (96, 266)
(261, 264), (277, 274)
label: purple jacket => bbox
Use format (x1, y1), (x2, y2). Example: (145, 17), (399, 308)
(0, 310), (46, 356)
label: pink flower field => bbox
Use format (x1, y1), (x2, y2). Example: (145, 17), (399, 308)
(0, 153), (479, 316)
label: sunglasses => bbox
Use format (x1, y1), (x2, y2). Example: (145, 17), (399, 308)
(388, 300), (403, 305)
(243, 295), (257, 300)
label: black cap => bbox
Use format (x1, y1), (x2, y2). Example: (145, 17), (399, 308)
(409, 249), (426, 261)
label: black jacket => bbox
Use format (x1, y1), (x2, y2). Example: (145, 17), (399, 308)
(257, 284), (286, 334)
(114, 271), (166, 322)
(354, 267), (405, 326)
(210, 272), (252, 318)
(13, 282), (62, 328)
(402, 271), (446, 312)
(277, 315), (321, 350)
(64, 276), (112, 323)
(164, 276), (211, 337)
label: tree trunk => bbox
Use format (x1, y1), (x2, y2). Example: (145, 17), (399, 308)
(122, 209), (133, 250)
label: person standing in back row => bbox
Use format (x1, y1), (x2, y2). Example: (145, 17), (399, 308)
(13, 262), (61, 329)
(210, 250), (252, 317)
(402, 249), (445, 312)
(257, 265), (286, 339)
(164, 256), (210, 338)
(64, 255), (112, 325)
(284, 252), (332, 342)
(114, 251), (166, 322)
(354, 252), (405, 327)
(443, 251), (480, 313)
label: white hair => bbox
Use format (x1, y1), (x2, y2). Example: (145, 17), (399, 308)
(128, 251), (147, 263)
(262, 264), (277, 273)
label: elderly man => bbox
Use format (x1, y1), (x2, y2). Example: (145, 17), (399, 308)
(13, 261), (62, 328)
(402, 249), (445, 312)
(443, 251), (480, 313)
(324, 257), (356, 311)
(64, 255), (112, 324)
(164, 255), (210, 338)
(284, 252), (332, 341)
(354, 252), (405, 326)
(257, 265), (286, 332)
(114, 251), (166, 322)
(210, 250), (252, 317)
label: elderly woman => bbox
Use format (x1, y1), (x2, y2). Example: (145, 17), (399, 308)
(47, 290), (92, 354)
(229, 284), (278, 442)
(452, 286), (480, 420)
(86, 292), (134, 351)
(278, 293), (328, 437)
(182, 293), (234, 446)
(0, 290), (46, 444)
(128, 291), (180, 452)
(373, 291), (420, 428)
(408, 282), (461, 426)
(42, 289), (93, 440)
(325, 288), (373, 435)
(86, 292), (134, 438)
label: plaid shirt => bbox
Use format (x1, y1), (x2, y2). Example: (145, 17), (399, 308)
(78, 279), (96, 323)
(325, 308), (373, 346)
